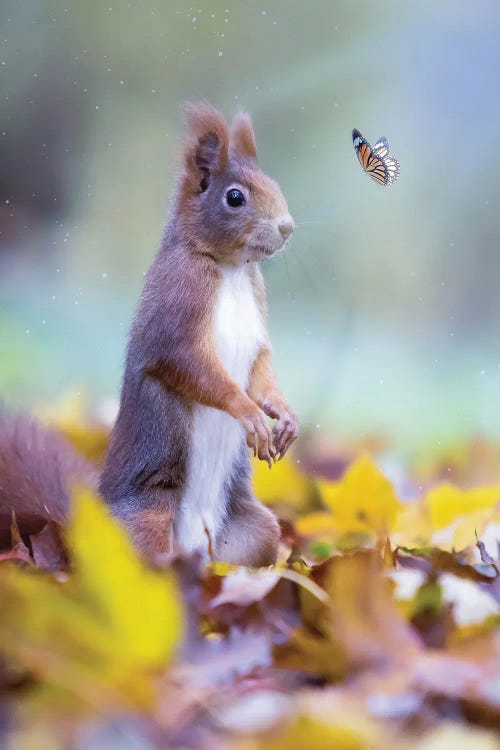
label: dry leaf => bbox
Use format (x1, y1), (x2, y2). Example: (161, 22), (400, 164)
(30, 523), (66, 572)
(0, 488), (184, 713)
(316, 455), (402, 536)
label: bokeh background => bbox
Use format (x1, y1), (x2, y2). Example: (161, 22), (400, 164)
(1, 0), (499, 456)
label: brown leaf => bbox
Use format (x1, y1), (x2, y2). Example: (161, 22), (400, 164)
(198, 565), (298, 635)
(398, 547), (498, 583)
(325, 551), (420, 671)
(179, 627), (273, 689)
(209, 568), (280, 608)
(274, 627), (346, 682)
(10, 511), (30, 558)
(276, 551), (421, 682)
(4, 511), (32, 565)
(30, 522), (67, 572)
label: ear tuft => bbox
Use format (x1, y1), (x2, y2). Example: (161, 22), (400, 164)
(181, 102), (229, 180)
(230, 112), (257, 160)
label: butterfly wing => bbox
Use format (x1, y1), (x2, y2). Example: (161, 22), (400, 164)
(352, 129), (387, 185)
(365, 155), (389, 185)
(352, 128), (400, 186)
(384, 156), (400, 185)
(352, 129), (373, 170)
(372, 136), (389, 159)
(373, 135), (400, 184)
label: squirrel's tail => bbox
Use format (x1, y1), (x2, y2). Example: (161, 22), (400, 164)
(0, 410), (98, 548)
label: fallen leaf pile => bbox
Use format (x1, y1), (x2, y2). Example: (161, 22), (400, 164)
(1, 414), (500, 750)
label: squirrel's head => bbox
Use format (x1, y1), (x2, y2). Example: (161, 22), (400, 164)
(177, 102), (294, 264)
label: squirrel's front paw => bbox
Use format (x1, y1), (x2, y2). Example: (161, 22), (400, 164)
(262, 397), (298, 461)
(240, 409), (275, 468)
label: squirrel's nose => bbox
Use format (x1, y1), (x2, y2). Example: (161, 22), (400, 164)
(278, 216), (295, 241)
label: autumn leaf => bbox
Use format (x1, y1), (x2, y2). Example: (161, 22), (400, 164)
(427, 484), (499, 530)
(299, 455), (402, 539)
(259, 715), (371, 750)
(10, 511), (31, 563)
(425, 483), (500, 550)
(208, 567), (280, 608)
(394, 496), (432, 548)
(397, 547), (497, 583)
(325, 551), (419, 668)
(295, 511), (338, 538)
(276, 551), (419, 681)
(1, 413), (500, 749)
(0, 489), (183, 712)
(30, 523), (66, 572)
(394, 482), (500, 552)
(67, 488), (182, 668)
(253, 455), (312, 512)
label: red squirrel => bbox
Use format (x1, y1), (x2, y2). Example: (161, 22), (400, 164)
(0, 103), (298, 566)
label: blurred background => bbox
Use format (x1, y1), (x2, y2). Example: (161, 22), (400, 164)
(1, 0), (499, 457)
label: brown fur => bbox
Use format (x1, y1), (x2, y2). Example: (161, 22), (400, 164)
(0, 410), (97, 548)
(230, 112), (258, 159)
(175, 103), (291, 265)
(216, 496), (280, 567)
(119, 506), (174, 559)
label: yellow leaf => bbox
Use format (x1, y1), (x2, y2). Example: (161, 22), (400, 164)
(426, 484), (500, 530)
(253, 455), (310, 510)
(0, 489), (184, 712)
(317, 455), (402, 535)
(67, 488), (183, 669)
(394, 498), (432, 547)
(452, 509), (494, 550)
(209, 560), (238, 577)
(261, 715), (367, 750)
(295, 512), (338, 537)
(60, 423), (109, 464)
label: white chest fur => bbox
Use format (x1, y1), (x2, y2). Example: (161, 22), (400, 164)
(175, 264), (265, 556)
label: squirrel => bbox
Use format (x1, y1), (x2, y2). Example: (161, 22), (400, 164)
(0, 103), (298, 567)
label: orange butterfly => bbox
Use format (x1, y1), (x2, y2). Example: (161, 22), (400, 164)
(352, 129), (400, 186)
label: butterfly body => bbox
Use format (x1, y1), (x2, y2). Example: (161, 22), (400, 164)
(352, 128), (399, 186)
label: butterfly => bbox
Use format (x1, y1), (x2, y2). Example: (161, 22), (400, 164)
(352, 129), (400, 186)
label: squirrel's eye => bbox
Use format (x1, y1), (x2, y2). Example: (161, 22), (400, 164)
(225, 188), (245, 207)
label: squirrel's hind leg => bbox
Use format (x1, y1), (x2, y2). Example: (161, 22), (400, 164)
(215, 492), (280, 567)
(111, 490), (177, 562)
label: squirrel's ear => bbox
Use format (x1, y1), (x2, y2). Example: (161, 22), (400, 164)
(182, 102), (229, 184)
(230, 112), (257, 160)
